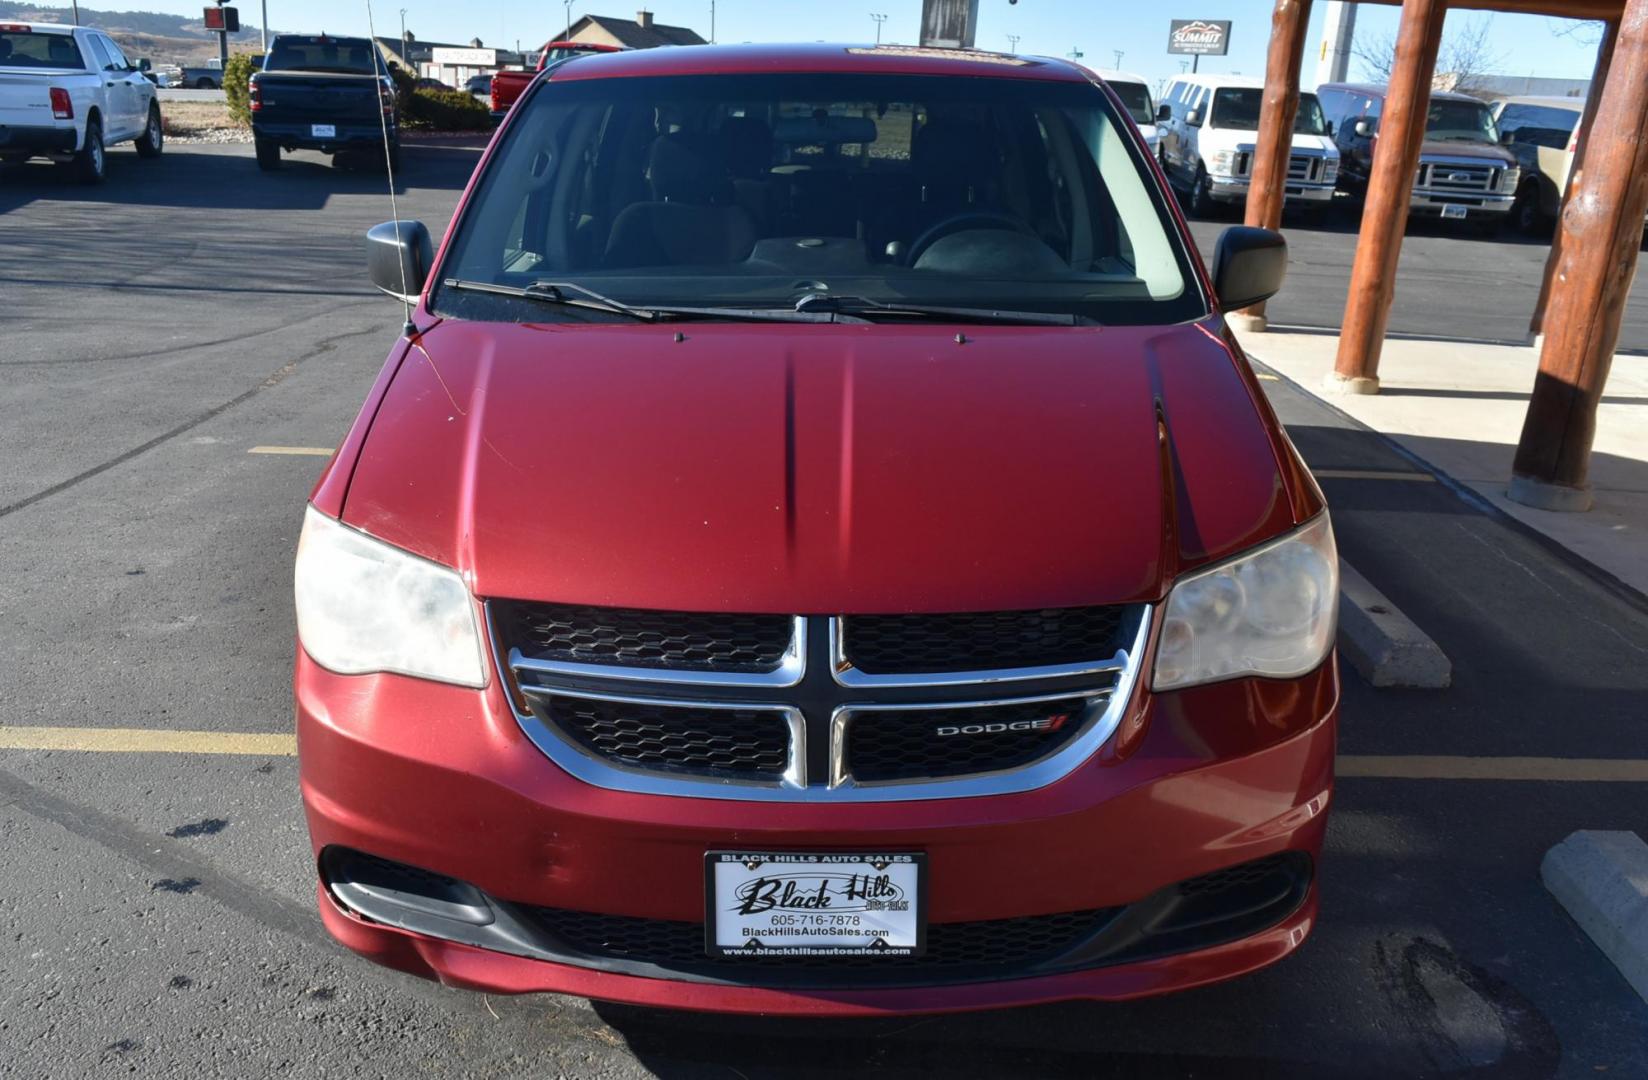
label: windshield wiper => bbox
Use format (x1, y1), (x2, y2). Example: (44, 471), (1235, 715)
(442, 279), (868, 323)
(794, 293), (1090, 326)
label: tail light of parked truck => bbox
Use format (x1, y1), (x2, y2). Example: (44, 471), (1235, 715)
(248, 76), (262, 112)
(49, 87), (72, 120)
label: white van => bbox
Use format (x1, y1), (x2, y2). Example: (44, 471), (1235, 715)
(1156, 74), (1338, 216)
(1087, 68), (1159, 151)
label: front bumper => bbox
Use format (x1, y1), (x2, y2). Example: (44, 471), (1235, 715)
(1410, 190), (1516, 217)
(1207, 176), (1336, 205)
(0, 124), (78, 156)
(297, 652), (1337, 1014)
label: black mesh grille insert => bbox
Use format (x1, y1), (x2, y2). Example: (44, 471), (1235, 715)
(496, 601), (792, 671)
(529, 905), (1117, 982)
(844, 697), (1094, 783)
(538, 695), (791, 778)
(842, 608), (1129, 674)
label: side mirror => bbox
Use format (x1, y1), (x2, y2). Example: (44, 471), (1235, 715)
(1156, 103), (1172, 122)
(1499, 130), (1515, 144)
(1353, 118), (1372, 138)
(1323, 120), (1334, 137)
(1186, 108), (1203, 128)
(1212, 226), (1288, 311)
(138, 58), (152, 72)
(366, 220), (433, 302)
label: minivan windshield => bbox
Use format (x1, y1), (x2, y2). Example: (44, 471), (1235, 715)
(1210, 88), (1329, 135)
(432, 71), (1205, 326)
(1426, 98), (1499, 143)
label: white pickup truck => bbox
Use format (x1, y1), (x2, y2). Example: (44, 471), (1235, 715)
(0, 20), (163, 182)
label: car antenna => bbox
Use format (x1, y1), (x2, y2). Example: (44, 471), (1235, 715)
(362, 0), (417, 337)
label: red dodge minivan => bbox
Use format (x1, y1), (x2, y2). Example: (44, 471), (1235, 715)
(294, 44), (1338, 1016)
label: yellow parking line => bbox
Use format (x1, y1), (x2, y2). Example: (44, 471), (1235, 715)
(1339, 755), (1648, 782)
(248, 446), (334, 457)
(0, 727), (296, 756)
(0, 728), (1641, 784)
(1313, 469), (1437, 482)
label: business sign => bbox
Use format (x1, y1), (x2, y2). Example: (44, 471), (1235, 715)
(202, 5), (240, 33)
(431, 47), (497, 66)
(1168, 19), (1231, 56)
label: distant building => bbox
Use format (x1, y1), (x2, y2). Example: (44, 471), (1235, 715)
(561, 10), (707, 49)
(375, 35), (528, 87)
(1434, 72), (1590, 99)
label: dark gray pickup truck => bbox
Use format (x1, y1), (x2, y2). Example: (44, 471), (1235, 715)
(249, 34), (397, 171)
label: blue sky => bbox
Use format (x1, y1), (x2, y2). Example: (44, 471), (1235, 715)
(124, 1), (1606, 87)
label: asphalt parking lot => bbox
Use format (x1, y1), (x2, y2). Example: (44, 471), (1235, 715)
(3, 141), (1648, 1078)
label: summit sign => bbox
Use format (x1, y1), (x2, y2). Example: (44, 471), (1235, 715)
(1168, 19), (1232, 56)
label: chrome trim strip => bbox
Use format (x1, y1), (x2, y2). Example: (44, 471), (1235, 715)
(507, 615), (806, 689)
(513, 684), (808, 794)
(829, 614), (1134, 689)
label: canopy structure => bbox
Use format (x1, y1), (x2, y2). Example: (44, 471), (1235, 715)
(1240, 0), (1648, 512)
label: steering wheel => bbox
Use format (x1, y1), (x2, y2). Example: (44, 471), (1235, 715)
(906, 211), (1037, 267)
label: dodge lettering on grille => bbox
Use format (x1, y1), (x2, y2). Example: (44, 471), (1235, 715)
(936, 714), (1070, 737)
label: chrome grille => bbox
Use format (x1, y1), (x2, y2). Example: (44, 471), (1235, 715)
(1419, 160), (1496, 193)
(495, 604), (1150, 802)
(1287, 154), (1321, 182)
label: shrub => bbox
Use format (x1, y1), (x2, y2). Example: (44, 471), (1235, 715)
(401, 86), (492, 132)
(222, 53), (259, 126)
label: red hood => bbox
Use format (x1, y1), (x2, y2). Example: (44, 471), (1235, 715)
(338, 319), (1296, 613)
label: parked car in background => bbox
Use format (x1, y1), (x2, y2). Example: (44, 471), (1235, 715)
(487, 39), (624, 121)
(465, 72), (492, 98)
(1489, 95), (1583, 234)
(179, 56), (224, 89)
(250, 34), (397, 172)
(299, 43), (1337, 1017)
(415, 77), (453, 92)
(1087, 68), (1158, 151)
(1157, 74), (1338, 216)
(1318, 83), (1519, 229)
(0, 20), (164, 182)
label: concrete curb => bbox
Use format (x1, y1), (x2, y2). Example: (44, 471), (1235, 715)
(1542, 831), (1648, 1005)
(1337, 560), (1452, 688)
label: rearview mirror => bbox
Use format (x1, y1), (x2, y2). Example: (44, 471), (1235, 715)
(1212, 226), (1288, 311)
(366, 220), (433, 303)
(1156, 103), (1171, 122)
(1353, 118), (1372, 138)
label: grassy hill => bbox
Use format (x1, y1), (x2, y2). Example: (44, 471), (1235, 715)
(0, 2), (270, 64)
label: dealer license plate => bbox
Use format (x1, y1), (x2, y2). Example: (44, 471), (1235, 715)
(311, 124), (337, 139)
(1441, 204), (1468, 220)
(705, 852), (925, 958)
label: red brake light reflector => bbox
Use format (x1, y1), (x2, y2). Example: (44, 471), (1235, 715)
(49, 87), (73, 120)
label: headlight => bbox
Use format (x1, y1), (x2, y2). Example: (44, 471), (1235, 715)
(1322, 158), (1339, 183)
(1502, 166), (1521, 192)
(294, 506), (486, 687)
(1152, 514), (1338, 691)
(1210, 149), (1236, 176)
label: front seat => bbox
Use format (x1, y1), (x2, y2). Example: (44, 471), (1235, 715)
(604, 134), (759, 268)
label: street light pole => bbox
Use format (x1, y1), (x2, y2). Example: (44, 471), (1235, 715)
(1006, 33), (1019, 53)
(70, 1), (79, 25)
(260, 0), (267, 51)
(1113, 49), (1124, 69)
(564, 1), (574, 40)
(870, 13), (887, 45)
(710, 0), (716, 43)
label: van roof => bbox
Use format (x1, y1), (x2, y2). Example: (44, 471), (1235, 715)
(1085, 68), (1150, 86)
(1317, 81), (1488, 105)
(1491, 94), (1585, 110)
(1164, 73), (1265, 90)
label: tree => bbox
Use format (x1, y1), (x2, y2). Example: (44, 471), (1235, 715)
(1351, 14), (1506, 94)
(222, 52), (259, 126)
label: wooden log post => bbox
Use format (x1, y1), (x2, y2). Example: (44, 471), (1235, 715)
(1510, 0), (1648, 512)
(1231, 0), (1315, 334)
(1528, 20), (1618, 342)
(1326, 0), (1446, 395)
